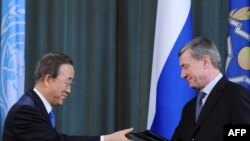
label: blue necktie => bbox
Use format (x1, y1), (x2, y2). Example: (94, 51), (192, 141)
(195, 92), (206, 121)
(49, 109), (56, 127)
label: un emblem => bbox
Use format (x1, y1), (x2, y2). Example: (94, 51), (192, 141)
(0, 2), (25, 129)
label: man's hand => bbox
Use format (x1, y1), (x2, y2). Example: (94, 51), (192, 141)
(104, 128), (133, 141)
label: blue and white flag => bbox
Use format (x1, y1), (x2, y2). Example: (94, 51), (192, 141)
(225, 0), (250, 90)
(0, 0), (26, 138)
(147, 0), (195, 139)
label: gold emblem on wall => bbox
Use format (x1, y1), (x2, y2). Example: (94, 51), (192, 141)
(229, 7), (250, 20)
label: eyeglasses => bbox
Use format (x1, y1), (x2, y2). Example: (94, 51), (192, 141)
(54, 78), (73, 88)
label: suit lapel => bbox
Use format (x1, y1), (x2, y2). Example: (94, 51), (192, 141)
(192, 77), (228, 136)
(27, 89), (52, 126)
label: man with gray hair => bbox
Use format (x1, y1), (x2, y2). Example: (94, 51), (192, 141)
(172, 37), (250, 141)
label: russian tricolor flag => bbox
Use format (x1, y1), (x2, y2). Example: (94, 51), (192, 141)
(147, 0), (195, 140)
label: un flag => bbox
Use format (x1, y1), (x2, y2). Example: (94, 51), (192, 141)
(0, 0), (26, 139)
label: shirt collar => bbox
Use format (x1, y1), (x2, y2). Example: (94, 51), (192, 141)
(33, 87), (52, 114)
(202, 73), (223, 94)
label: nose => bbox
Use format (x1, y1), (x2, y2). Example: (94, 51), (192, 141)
(65, 86), (71, 94)
(181, 69), (187, 79)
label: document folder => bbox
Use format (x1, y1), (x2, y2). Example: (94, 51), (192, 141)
(126, 130), (169, 141)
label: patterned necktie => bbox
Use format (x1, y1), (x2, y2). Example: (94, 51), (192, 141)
(195, 92), (206, 121)
(49, 109), (56, 127)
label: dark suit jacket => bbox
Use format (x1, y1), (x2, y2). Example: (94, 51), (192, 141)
(2, 89), (100, 141)
(172, 77), (250, 141)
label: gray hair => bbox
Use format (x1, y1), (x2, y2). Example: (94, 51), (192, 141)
(178, 37), (221, 69)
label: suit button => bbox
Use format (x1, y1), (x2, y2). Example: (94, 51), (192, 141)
(192, 138), (195, 141)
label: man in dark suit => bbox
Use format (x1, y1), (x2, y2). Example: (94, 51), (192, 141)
(2, 52), (133, 141)
(172, 37), (250, 141)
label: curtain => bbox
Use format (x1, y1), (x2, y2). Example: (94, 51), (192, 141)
(25, 0), (157, 135)
(23, 0), (228, 137)
(192, 0), (229, 71)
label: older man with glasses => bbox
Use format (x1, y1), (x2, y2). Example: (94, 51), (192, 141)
(2, 52), (133, 141)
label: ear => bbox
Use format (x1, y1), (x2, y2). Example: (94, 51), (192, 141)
(43, 74), (53, 87)
(202, 55), (212, 69)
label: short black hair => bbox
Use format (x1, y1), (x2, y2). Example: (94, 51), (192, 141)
(34, 52), (73, 81)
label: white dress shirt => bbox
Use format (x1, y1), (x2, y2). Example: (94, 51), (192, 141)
(200, 73), (223, 106)
(33, 88), (52, 114)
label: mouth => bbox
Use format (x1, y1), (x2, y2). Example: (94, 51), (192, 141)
(61, 95), (67, 99)
(186, 78), (191, 83)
